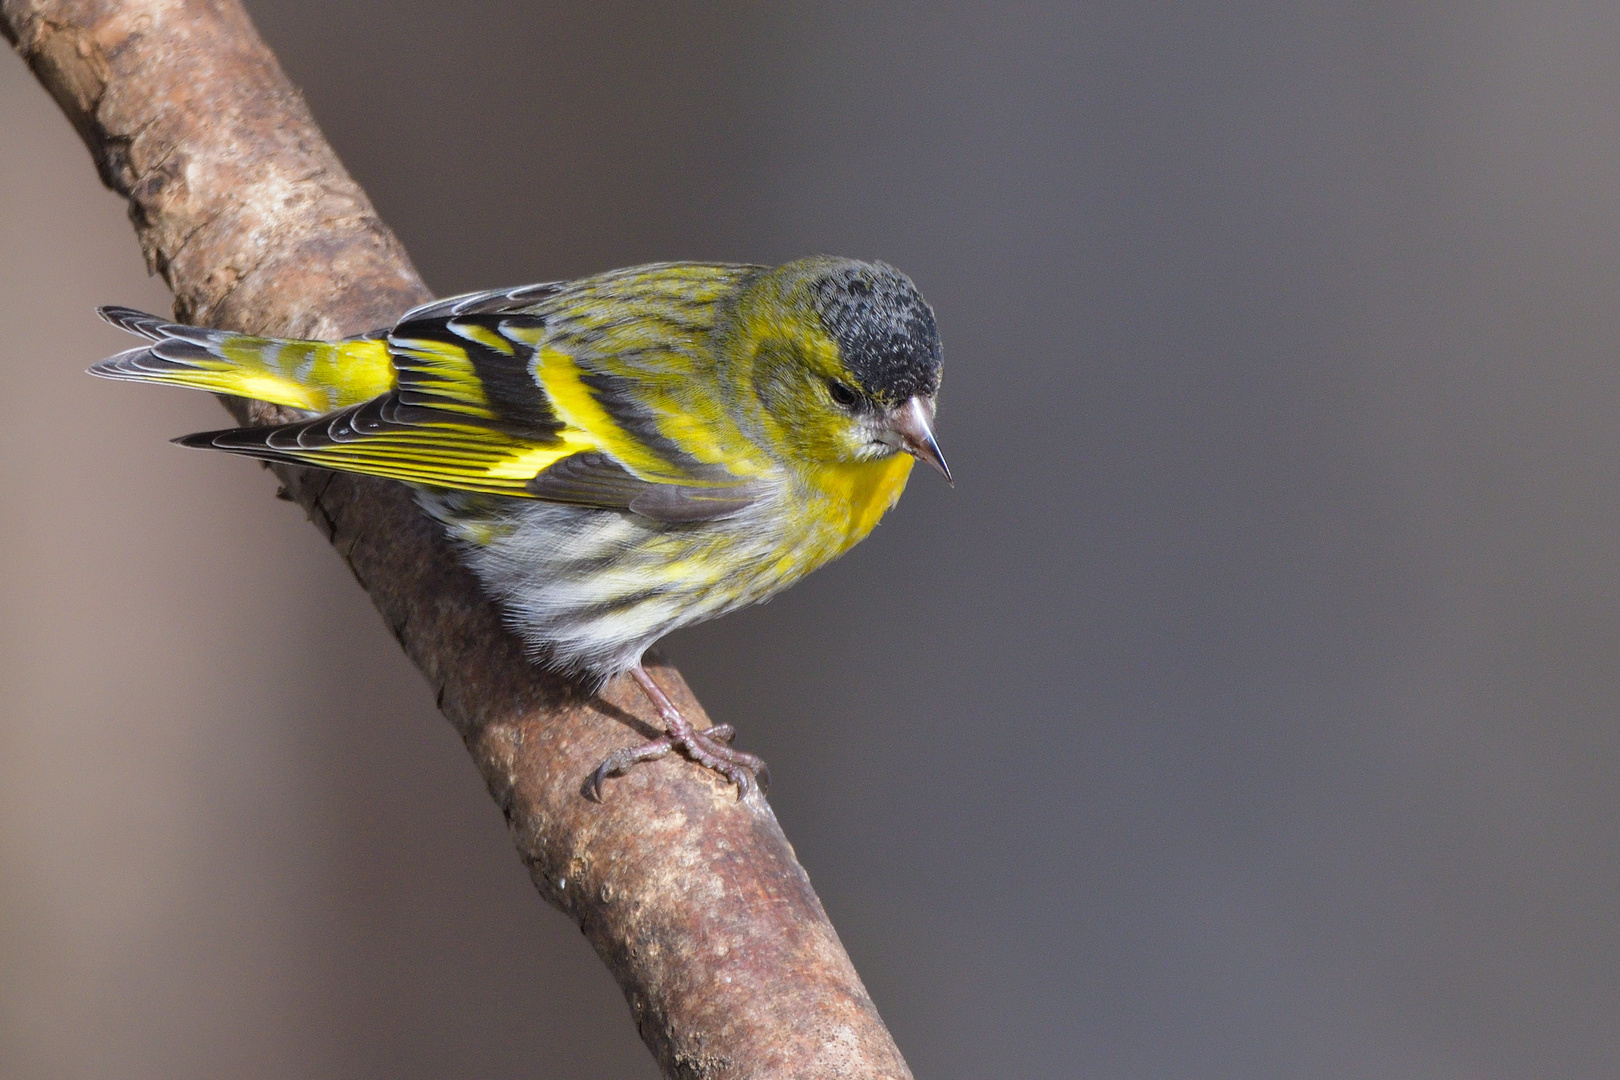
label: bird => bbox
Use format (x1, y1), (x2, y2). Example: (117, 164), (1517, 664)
(91, 256), (950, 799)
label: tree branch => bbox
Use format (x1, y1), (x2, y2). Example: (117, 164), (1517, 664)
(3, 3), (913, 1076)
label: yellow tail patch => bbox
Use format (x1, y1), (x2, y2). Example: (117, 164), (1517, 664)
(92, 308), (396, 413)
(197, 336), (395, 411)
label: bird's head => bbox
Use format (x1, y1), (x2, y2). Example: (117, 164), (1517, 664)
(729, 257), (950, 483)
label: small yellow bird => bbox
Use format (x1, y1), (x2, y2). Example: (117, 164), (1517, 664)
(93, 257), (949, 797)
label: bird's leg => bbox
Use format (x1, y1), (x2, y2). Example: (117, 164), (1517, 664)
(588, 665), (768, 801)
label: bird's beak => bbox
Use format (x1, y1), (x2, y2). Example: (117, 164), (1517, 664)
(890, 395), (953, 485)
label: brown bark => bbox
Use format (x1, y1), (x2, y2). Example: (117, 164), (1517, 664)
(3, 3), (914, 1077)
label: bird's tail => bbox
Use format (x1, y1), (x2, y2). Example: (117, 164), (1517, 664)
(89, 306), (394, 413)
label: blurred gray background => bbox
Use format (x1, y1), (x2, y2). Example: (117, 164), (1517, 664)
(4, 2), (1619, 1077)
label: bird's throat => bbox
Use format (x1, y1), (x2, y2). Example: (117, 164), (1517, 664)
(807, 452), (916, 553)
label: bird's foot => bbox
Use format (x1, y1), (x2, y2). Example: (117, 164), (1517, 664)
(588, 668), (768, 801)
(673, 722), (769, 798)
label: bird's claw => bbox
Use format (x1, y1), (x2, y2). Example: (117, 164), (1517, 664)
(587, 736), (673, 801)
(688, 722), (769, 792)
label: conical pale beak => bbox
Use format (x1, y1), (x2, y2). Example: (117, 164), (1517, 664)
(892, 395), (953, 484)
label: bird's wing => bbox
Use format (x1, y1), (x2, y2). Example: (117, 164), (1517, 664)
(179, 305), (764, 520)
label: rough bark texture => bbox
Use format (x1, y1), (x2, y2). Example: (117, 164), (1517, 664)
(3, 3), (914, 1077)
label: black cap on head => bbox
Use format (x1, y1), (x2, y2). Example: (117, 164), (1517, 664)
(811, 262), (943, 406)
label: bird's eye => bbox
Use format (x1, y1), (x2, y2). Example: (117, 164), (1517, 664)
(827, 380), (859, 408)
